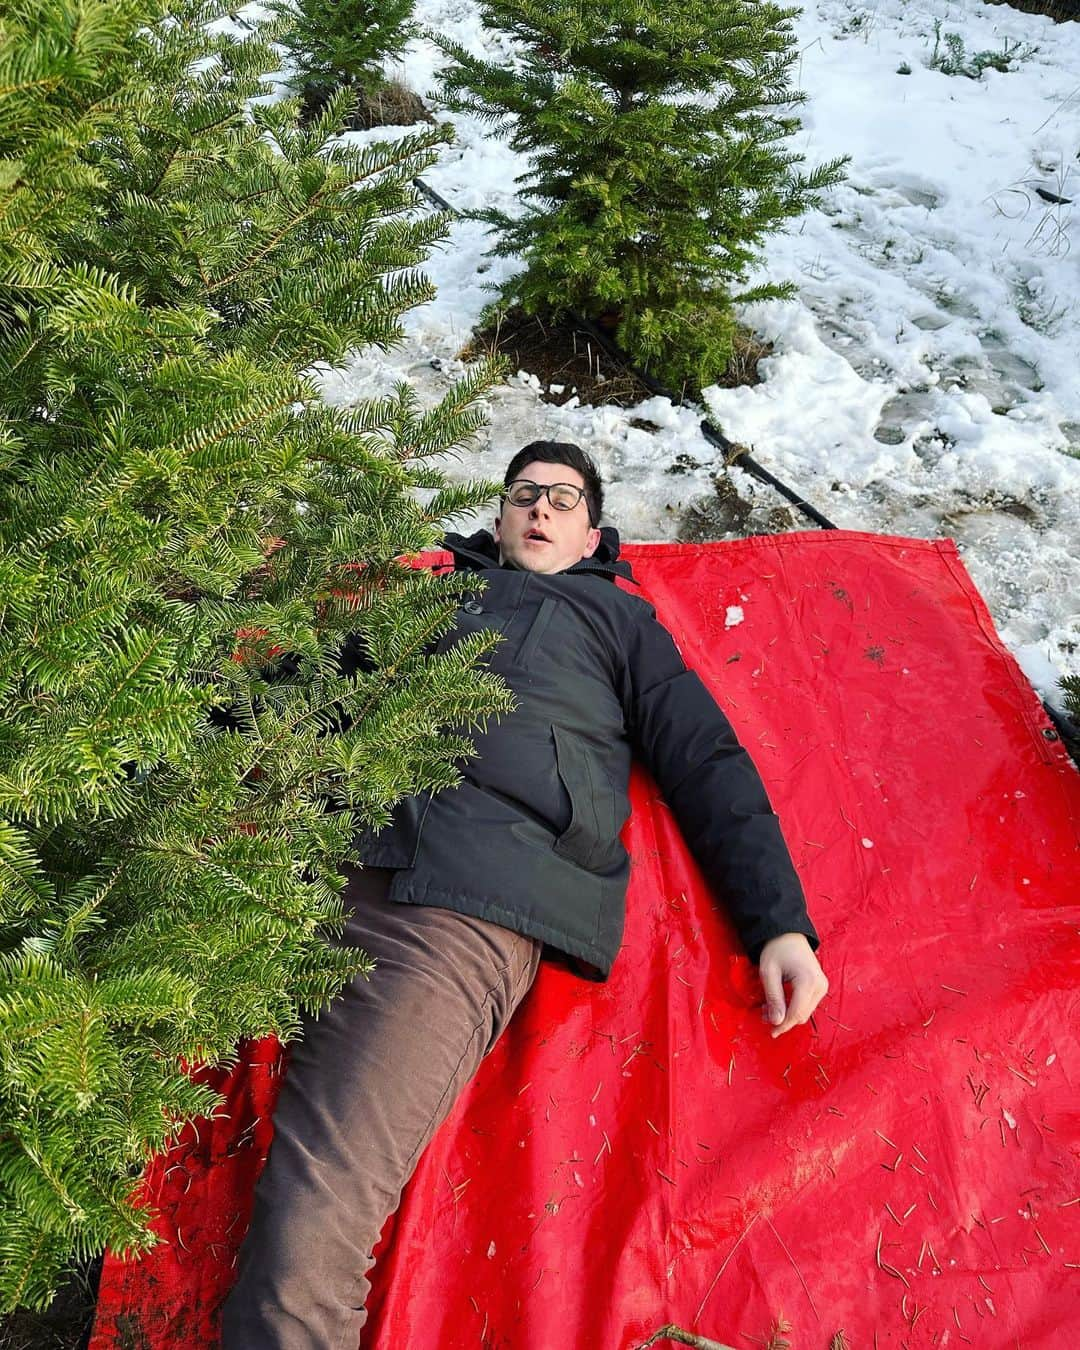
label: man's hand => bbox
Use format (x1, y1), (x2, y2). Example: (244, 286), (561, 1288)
(758, 933), (828, 1038)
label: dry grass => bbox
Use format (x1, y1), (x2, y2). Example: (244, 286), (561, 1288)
(713, 330), (774, 390)
(459, 309), (651, 408)
(353, 79), (434, 130)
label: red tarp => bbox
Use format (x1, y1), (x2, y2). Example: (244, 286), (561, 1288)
(90, 532), (1080, 1349)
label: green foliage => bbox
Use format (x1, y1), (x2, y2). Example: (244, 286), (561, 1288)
(271, 0), (419, 98)
(0, 0), (506, 1309)
(928, 22), (1037, 78)
(1063, 674), (1080, 724)
(436, 0), (847, 394)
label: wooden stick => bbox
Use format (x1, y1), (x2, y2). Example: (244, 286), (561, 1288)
(635, 1327), (738, 1350)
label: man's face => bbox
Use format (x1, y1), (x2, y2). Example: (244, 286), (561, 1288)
(495, 460), (601, 575)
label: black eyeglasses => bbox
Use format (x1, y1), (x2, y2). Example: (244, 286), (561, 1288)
(503, 479), (588, 512)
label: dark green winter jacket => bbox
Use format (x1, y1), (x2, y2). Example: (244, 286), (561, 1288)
(351, 528), (817, 978)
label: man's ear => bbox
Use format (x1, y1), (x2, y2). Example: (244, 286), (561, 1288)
(582, 526), (601, 559)
(493, 513), (502, 544)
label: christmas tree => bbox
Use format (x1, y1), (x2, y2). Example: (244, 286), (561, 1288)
(437, 0), (847, 393)
(272, 0), (419, 107)
(0, 0), (506, 1310)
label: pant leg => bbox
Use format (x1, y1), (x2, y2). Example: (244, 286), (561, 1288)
(220, 865), (542, 1350)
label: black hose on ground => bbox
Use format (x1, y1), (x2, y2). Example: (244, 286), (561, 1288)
(1042, 703), (1080, 765)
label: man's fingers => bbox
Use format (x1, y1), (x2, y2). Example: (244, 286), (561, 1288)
(770, 971), (828, 1039)
(759, 959), (787, 1027)
(755, 934), (829, 1039)
(770, 978), (814, 1038)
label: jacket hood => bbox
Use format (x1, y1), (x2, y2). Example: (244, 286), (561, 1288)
(443, 527), (637, 584)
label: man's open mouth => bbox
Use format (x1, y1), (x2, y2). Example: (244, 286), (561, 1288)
(525, 529), (550, 542)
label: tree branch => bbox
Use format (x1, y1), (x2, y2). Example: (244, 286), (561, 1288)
(636, 1326), (737, 1350)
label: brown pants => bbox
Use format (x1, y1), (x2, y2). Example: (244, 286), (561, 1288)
(219, 865), (542, 1350)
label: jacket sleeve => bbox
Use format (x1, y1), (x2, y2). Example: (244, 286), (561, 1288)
(619, 606), (818, 964)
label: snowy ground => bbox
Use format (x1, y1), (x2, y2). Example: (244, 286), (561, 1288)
(309, 0), (1080, 709)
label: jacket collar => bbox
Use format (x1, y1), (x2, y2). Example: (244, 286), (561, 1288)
(443, 527), (637, 584)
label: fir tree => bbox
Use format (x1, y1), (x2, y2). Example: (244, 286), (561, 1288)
(0, 0), (506, 1310)
(1063, 675), (1080, 727)
(272, 0), (419, 103)
(437, 0), (848, 393)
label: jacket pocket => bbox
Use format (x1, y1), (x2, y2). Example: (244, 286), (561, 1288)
(514, 597), (558, 668)
(551, 724), (616, 872)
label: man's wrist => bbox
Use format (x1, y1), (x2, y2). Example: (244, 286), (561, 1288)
(751, 927), (818, 965)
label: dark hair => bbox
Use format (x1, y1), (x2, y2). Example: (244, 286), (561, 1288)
(503, 440), (604, 527)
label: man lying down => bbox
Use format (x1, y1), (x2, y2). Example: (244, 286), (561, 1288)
(221, 439), (828, 1349)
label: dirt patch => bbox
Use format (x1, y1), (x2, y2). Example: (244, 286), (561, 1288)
(354, 79), (433, 130)
(460, 308), (772, 409)
(0, 1258), (101, 1350)
(300, 79), (434, 131)
(939, 488), (1042, 525)
(460, 309), (650, 408)
(714, 330), (774, 391)
(680, 474), (755, 537)
(678, 473), (796, 541)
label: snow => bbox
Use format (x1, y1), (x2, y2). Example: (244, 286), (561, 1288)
(266, 0), (1080, 708)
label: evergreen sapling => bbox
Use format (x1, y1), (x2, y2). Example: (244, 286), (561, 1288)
(437, 0), (848, 393)
(272, 0), (420, 112)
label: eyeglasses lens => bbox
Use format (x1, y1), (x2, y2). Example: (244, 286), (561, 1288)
(506, 481), (582, 510)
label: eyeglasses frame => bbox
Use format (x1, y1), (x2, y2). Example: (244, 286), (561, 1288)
(502, 478), (595, 522)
